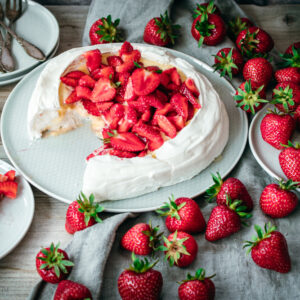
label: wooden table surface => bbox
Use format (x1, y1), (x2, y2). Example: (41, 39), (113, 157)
(0, 4), (299, 299)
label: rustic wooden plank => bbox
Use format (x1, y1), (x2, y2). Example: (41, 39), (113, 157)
(0, 4), (299, 300)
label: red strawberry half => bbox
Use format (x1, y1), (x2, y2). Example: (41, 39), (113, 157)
(90, 77), (117, 102)
(0, 181), (18, 199)
(244, 223), (291, 273)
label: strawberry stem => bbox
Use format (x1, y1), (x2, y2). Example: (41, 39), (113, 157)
(128, 252), (158, 273)
(156, 194), (186, 220)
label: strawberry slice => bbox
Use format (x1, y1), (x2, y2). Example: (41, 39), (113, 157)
(81, 100), (101, 116)
(96, 101), (114, 113)
(131, 68), (160, 96)
(108, 132), (146, 152)
(167, 83), (180, 92)
(163, 67), (176, 76)
(65, 70), (86, 79)
(119, 41), (134, 56)
(82, 49), (102, 72)
(118, 106), (138, 132)
(146, 66), (161, 72)
(160, 72), (170, 89)
(107, 55), (123, 67)
(117, 72), (130, 86)
(86, 147), (136, 160)
(91, 66), (114, 80)
(185, 78), (199, 97)
(153, 103), (174, 123)
(170, 69), (181, 86)
(127, 100), (148, 113)
(179, 83), (201, 109)
(76, 86), (92, 100)
(124, 77), (137, 101)
(139, 94), (164, 109)
(0, 181), (18, 199)
(138, 150), (148, 157)
(91, 77), (116, 102)
(78, 75), (96, 88)
(155, 114), (177, 138)
(86, 145), (107, 161)
(0, 174), (8, 182)
(133, 123), (163, 143)
(115, 61), (135, 73)
(65, 91), (80, 104)
(148, 139), (164, 151)
(103, 103), (124, 129)
(60, 76), (78, 87)
(187, 102), (195, 121)
(170, 93), (189, 120)
(121, 50), (141, 63)
(168, 115), (185, 130)
(141, 108), (152, 122)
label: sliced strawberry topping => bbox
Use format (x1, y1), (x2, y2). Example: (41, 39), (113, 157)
(78, 75), (96, 89)
(170, 69), (181, 86)
(119, 41), (134, 56)
(137, 150), (148, 157)
(82, 49), (102, 72)
(96, 101), (114, 113)
(160, 72), (170, 89)
(154, 103), (173, 116)
(91, 66), (114, 80)
(108, 132), (146, 152)
(81, 100), (101, 116)
(168, 115), (185, 130)
(141, 108), (152, 122)
(185, 78), (199, 97)
(124, 77), (137, 101)
(64, 70), (86, 79)
(86, 145), (107, 161)
(117, 72), (130, 86)
(107, 55), (123, 68)
(131, 68), (161, 96)
(115, 61), (135, 73)
(155, 114), (177, 138)
(65, 91), (80, 104)
(76, 86), (92, 100)
(103, 103), (124, 129)
(146, 66), (161, 72)
(170, 93), (189, 120)
(91, 77), (116, 102)
(179, 83), (201, 109)
(118, 106), (138, 132)
(155, 89), (168, 102)
(60, 76), (78, 87)
(0, 181), (18, 199)
(121, 50), (141, 63)
(127, 99), (148, 113)
(187, 102), (195, 121)
(133, 123), (163, 143)
(139, 94), (164, 109)
(148, 139), (164, 151)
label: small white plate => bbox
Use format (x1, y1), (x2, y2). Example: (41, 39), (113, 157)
(0, 160), (34, 260)
(1, 44), (248, 212)
(0, 0), (59, 81)
(249, 104), (300, 183)
(0, 40), (59, 86)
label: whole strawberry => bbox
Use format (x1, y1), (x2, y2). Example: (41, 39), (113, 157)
(156, 195), (206, 234)
(36, 242), (74, 284)
(206, 172), (253, 211)
(89, 15), (123, 45)
(279, 141), (300, 183)
(191, 13), (226, 47)
(280, 42), (300, 68)
(234, 80), (268, 115)
(160, 231), (198, 267)
(65, 193), (104, 234)
(243, 57), (273, 87)
(213, 47), (244, 79)
(205, 195), (252, 242)
(143, 11), (180, 46)
(275, 67), (300, 84)
(118, 253), (163, 300)
(178, 268), (216, 300)
(193, 1), (221, 19)
(236, 26), (274, 57)
(229, 16), (253, 38)
(260, 179), (299, 218)
(54, 280), (92, 300)
(244, 223), (291, 273)
(121, 222), (162, 255)
(272, 82), (300, 113)
(295, 105), (300, 129)
(260, 110), (295, 150)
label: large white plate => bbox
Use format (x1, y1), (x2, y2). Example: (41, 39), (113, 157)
(0, 0), (59, 81)
(0, 40), (59, 86)
(0, 160), (34, 260)
(1, 45), (248, 212)
(249, 104), (300, 183)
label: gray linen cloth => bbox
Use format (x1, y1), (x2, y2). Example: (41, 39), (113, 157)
(29, 1), (300, 299)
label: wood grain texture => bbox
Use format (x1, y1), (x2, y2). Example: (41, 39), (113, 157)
(0, 4), (299, 300)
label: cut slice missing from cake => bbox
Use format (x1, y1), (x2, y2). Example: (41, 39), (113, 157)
(27, 42), (229, 202)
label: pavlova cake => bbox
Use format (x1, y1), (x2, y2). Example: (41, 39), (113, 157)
(27, 42), (229, 202)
